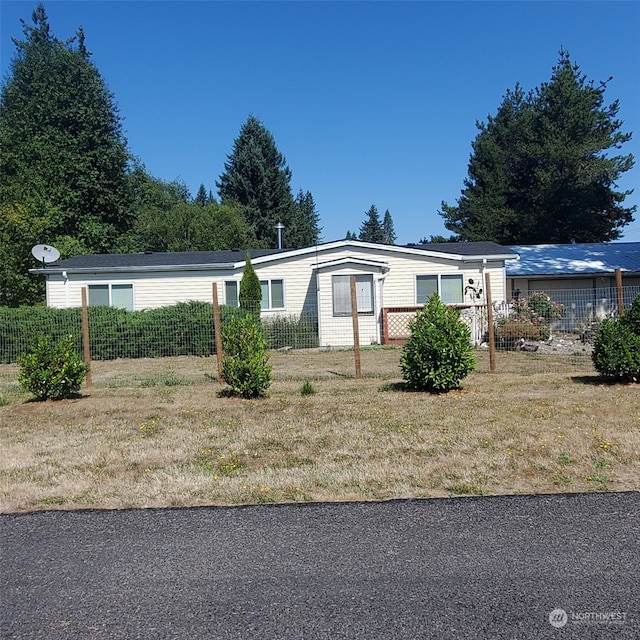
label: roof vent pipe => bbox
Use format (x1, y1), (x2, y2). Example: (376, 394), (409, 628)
(275, 222), (285, 250)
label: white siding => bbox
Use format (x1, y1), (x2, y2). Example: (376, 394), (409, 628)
(45, 244), (510, 348)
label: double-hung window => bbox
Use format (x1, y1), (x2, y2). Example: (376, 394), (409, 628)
(87, 283), (134, 310)
(416, 274), (464, 305)
(332, 275), (374, 316)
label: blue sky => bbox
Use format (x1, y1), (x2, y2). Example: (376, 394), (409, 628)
(2, 1), (639, 245)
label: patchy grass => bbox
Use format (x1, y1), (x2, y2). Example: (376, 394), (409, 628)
(0, 349), (638, 512)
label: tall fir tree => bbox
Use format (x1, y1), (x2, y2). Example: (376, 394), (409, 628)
(382, 209), (397, 244)
(194, 184), (208, 207)
(440, 50), (635, 244)
(294, 189), (321, 246)
(358, 204), (385, 243)
(0, 4), (133, 305)
(217, 115), (319, 249)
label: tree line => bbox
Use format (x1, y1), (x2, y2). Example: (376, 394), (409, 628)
(1, 6), (635, 306)
(0, 5), (321, 306)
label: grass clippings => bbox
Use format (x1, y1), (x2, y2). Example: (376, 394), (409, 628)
(1, 349), (638, 512)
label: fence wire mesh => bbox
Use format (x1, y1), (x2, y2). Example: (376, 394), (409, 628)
(1, 285), (639, 385)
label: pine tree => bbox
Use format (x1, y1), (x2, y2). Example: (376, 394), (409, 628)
(358, 205), (385, 243)
(440, 50), (635, 244)
(0, 4), (133, 304)
(382, 209), (397, 244)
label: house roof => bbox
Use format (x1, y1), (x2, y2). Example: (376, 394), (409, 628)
(506, 242), (640, 277)
(30, 239), (518, 275)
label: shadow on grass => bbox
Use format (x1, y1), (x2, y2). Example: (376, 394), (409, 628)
(22, 392), (85, 403)
(571, 374), (639, 386)
(378, 381), (462, 395)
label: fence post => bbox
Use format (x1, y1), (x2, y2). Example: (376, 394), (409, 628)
(484, 273), (496, 373)
(81, 287), (92, 388)
(350, 275), (362, 379)
(212, 283), (224, 383)
(615, 268), (624, 316)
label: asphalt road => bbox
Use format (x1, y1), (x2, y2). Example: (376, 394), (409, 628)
(1, 492), (638, 639)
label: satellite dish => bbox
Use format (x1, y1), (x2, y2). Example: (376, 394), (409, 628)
(31, 244), (60, 266)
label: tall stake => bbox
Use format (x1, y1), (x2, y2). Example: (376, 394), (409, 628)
(615, 268), (624, 316)
(484, 272), (496, 373)
(212, 283), (224, 383)
(350, 275), (362, 379)
(81, 286), (92, 387)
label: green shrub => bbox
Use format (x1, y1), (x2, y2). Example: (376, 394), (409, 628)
(221, 314), (272, 398)
(496, 292), (564, 342)
(239, 255), (262, 319)
(301, 380), (316, 395)
(400, 293), (476, 392)
(592, 295), (640, 382)
(18, 334), (88, 400)
(262, 314), (319, 349)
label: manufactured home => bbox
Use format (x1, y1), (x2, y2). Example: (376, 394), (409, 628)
(31, 239), (518, 347)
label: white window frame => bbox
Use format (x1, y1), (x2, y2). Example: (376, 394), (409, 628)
(332, 274), (374, 317)
(415, 274), (464, 305)
(259, 279), (285, 311)
(224, 280), (239, 307)
(86, 283), (134, 311)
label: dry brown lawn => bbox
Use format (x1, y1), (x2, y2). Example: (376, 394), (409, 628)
(1, 348), (638, 512)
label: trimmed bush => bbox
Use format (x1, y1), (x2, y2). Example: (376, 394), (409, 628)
(18, 334), (88, 400)
(221, 314), (272, 398)
(592, 293), (640, 382)
(400, 293), (476, 392)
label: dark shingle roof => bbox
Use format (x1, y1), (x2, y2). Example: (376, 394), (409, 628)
(34, 240), (517, 273)
(50, 248), (283, 270)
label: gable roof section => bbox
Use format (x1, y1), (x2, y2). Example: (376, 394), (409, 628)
(507, 243), (640, 277)
(30, 239), (518, 275)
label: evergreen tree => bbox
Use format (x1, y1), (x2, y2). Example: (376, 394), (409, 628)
(294, 189), (321, 246)
(358, 205), (385, 243)
(440, 50), (635, 244)
(194, 183), (208, 207)
(345, 230), (357, 240)
(382, 209), (397, 244)
(239, 254), (262, 318)
(0, 4), (133, 305)
(217, 115), (317, 249)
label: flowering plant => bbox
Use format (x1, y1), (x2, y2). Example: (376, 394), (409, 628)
(498, 292), (564, 341)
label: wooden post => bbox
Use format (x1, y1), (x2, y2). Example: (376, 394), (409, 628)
(615, 268), (624, 317)
(484, 272), (496, 373)
(81, 287), (92, 388)
(350, 275), (362, 379)
(212, 283), (224, 383)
